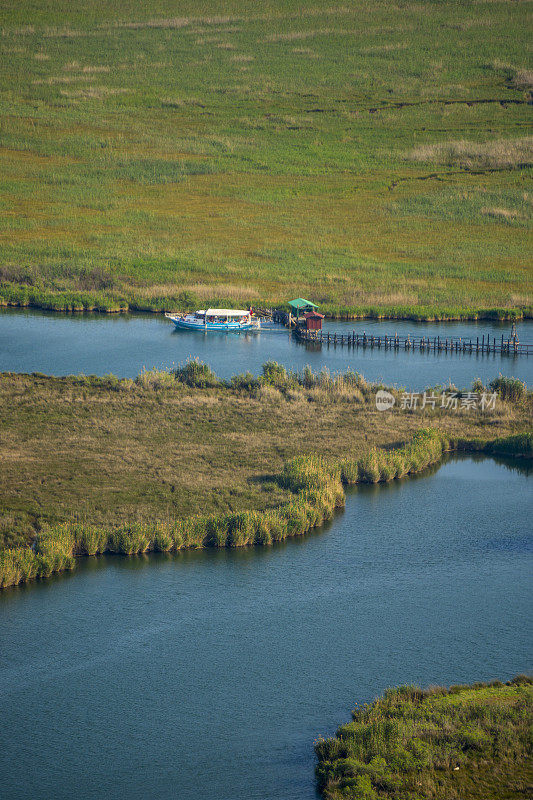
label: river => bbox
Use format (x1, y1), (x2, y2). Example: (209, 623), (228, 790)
(1, 456), (531, 800)
(0, 308), (532, 389)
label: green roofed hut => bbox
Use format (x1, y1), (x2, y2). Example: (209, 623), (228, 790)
(286, 298), (323, 331)
(288, 298), (319, 318)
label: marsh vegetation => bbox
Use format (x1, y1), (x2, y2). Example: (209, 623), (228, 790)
(315, 677), (533, 800)
(1, 364), (530, 587)
(0, 1), (531, 319)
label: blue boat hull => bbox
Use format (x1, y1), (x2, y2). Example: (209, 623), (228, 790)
(171, 318), (252, 332)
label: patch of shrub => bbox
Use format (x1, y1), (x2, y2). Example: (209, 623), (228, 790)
(229, 372), (260, 393)
(174, 358), (219, 388)
(489, 374), (527, 402)
(261, 360), (288, 387)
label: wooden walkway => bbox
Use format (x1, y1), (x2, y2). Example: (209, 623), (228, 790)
(294, 329), (532, 356)
(253, 308), (532, 357)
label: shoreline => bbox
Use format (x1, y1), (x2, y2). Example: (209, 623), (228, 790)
(1, 428), (531, 590)
(0, 298), (531, 324)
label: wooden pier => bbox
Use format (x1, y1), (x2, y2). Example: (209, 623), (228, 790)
(255, 308), (531, 357)
(294, 328), (532, 357)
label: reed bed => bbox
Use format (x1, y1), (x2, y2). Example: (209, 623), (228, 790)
(1, 287), (531, 322)
(1, 428), (531, 589)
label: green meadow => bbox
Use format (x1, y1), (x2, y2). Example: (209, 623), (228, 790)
(0, 0), (531, 318)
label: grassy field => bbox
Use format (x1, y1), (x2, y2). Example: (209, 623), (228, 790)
(315, 677), (533, 800)
(0, 0), (531, 319)
(0, 365), (531, 585)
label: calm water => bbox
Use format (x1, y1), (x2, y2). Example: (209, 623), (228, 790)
(1, 457), (531, 800)
(0, 308), (532, 389)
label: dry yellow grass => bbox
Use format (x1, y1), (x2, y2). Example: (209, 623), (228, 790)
(482, 207), (527, 221)
(514, 69), (533, 89)
(408, 137), (533, 170)
(136, 282), (260, 302)
(0, 371), (531, 545)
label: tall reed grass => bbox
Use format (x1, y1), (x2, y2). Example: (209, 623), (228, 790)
(1, 285), (530, 323)
(1, 429), (531, 589)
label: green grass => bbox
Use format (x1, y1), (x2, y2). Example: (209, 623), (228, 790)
(1, 366), (531, 587)
(315, 677), (533, 799)
(0, 1), (531, 319)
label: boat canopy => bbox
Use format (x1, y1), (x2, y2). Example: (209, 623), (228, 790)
(205, 308), (250, 317)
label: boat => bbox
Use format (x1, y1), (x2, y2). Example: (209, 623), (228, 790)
(165, 308), (257, 332)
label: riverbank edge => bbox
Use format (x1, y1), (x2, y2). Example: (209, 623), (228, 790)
(0, 292), (531, 323)
(314, 677), (533, 800)
(1, 428), (531, 590)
